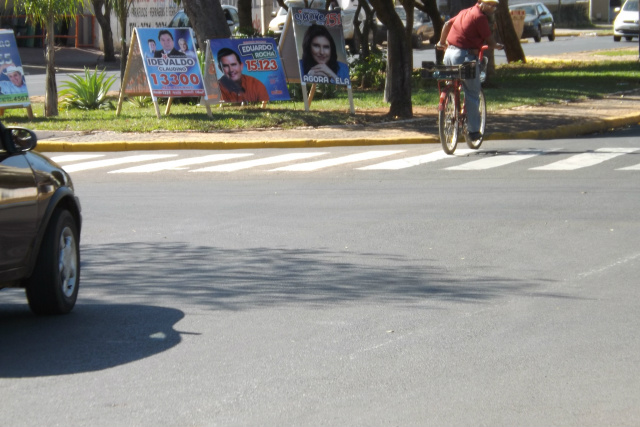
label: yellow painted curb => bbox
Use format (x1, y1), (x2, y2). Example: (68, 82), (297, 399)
(34, 114), (639, 152)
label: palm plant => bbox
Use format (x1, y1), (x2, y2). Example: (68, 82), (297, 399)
(9, 0), (90, 116)
(59, 67), (117, 110)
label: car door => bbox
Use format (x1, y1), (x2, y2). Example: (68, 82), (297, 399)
(537, 4), (552, 35)
(0, 142), (38, 277)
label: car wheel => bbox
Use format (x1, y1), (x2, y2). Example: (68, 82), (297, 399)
(625, 36), (633, 41)
(26, 209), (80, 315)
(413, 33), (423, 49)
(533, 26), (542, 42)
(613, 35), (621, 42)
(548, 26), (555, 41)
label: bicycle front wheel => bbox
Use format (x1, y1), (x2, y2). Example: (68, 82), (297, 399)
(464, 89), (486, 150)
(438, 90), (458, 155)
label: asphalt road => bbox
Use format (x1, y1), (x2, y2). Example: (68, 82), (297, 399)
(2, 128), (639, 426)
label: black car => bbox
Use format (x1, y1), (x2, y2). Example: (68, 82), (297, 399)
(510, 2), (555, 42)
(0, 121), (81, 315)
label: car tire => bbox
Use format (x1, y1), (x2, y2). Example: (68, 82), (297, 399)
(613, 35), (621, 42)
(26, 209), (80, 315)
(413, 33), (423, 49)
(625, 36), (633, 41)
(548, 26), (555, 41)
(533, 26), (542, 42)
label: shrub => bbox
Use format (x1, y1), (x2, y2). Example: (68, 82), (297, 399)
(349, 51), (386, 90)
(59, 67), (117, 110)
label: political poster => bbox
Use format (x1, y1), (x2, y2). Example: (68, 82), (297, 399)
(291, 7), (351, 86)
(135, 28), (204, 98)
(209, 38), (290, 103)
(0, 30), (30, 108)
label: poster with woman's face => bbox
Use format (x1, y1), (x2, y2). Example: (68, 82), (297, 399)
(291, 7), (351, 86)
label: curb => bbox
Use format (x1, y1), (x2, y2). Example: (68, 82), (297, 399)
(487, 112), (640, 141)
(34, 114), (640, 152)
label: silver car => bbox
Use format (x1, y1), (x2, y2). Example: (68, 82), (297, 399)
(613, 0), (639, 42)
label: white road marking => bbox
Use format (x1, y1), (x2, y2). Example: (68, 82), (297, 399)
(62, 154), (177, 172)
(109, 154), (252, 173)
(446, 149), (558, 170)
(617, 163), (640, 170)
(358, 149), (472, 170)
(50, 154), (105, 163)
(271, 151), (405, 172)
(531, 148), (639, 170)
(191, 152), (328, 172)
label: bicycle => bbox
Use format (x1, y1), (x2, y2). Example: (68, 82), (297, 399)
(422, 46), (489, 155)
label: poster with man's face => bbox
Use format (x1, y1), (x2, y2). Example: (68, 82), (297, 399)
(0, 30), (30, 107)
(291, 7), (350, 86)
(210, 38), (290, 103)
(136, 28), (204, 97)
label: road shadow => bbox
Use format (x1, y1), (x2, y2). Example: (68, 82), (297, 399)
(0, 304), (183, 378)
(74, 242), (559, 310)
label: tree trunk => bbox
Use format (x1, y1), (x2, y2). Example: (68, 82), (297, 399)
(119, 12), (127, 79)
(45, 17), (58, 117)
(496, 0), (526, 63)
(93, 0), (116, 62)
(416, 0), (444, 62)
(237, 0), (253, 35)
(370, 0), (413, 118)
(183, 0), (232, 49)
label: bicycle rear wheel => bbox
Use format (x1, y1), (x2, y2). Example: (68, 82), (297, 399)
(438, 90), (458, 155)
(464, 89), (486, 150)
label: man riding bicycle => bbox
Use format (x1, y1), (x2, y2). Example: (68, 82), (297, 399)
(437, 0), (503, 141)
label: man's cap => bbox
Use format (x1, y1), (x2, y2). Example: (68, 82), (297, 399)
(481, 0), (500, 4)
(4, 65), (23, 75)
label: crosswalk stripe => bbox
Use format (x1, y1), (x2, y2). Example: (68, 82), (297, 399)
(358, 149), (472, 170)
(530, 148), (639, 170)
(191, 152), (328, 172)
(616, 163), (640, 170)
(62, 154), (177, 172)
(50, 154), (105, 163)
(446, 149), (557, 170)
(271, 150), (405, 171)
(109, 154), (252, 173)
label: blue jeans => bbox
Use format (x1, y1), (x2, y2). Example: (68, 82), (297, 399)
(443, 45), (481, 133)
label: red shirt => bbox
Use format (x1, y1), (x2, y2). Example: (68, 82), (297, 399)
(446, 4), (492, 50)
(219, 74), (269, 103)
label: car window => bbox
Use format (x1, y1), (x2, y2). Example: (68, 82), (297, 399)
(169, 11), (190, 27)
(537, 5), (545, 14)
(622, 0), (638, 11)
(395, 7), (406, 20)
(228, 8), (239, 23)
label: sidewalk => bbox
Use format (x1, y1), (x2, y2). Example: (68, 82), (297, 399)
(34, 89), (640, 152)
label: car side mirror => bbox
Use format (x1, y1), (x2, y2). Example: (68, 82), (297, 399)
(271, 10), (277, 16)
(614, 6), (621, 12)
(6, 127), (37, 152)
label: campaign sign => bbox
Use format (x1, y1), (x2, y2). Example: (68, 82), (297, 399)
(291, 7), (350, 86)
(136, 28), (204, 97)
(209, 38), (290, 103)
(0, 30), (30, 107)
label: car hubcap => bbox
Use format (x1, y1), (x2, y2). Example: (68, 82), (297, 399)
(58, 227), (78, 297)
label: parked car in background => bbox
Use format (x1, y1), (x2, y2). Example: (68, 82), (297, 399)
(168, 5), (240, 47)
(0, 121), (81, 315)
(509, 2), (555, 42)
(613, 0), (639, 42)
(375, 7), (435, 48)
